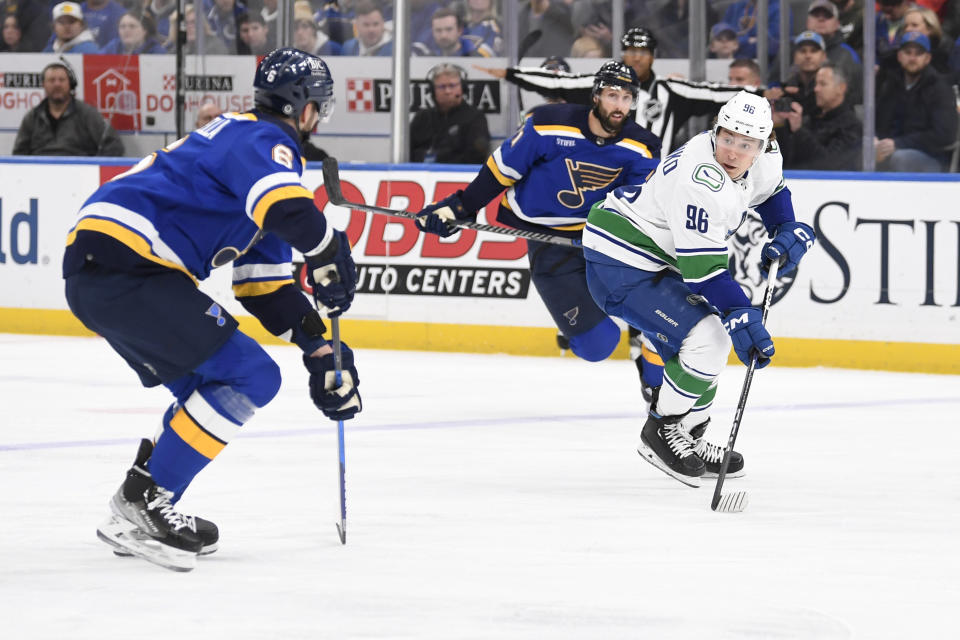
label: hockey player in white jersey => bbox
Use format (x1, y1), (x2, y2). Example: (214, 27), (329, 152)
(582, 92), (816, 486)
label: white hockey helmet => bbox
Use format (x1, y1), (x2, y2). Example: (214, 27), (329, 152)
(713, 91), (772, 142)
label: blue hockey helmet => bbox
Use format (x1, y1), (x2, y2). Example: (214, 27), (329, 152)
(591, 60), (640, 108)
(254, 47), (335, 123)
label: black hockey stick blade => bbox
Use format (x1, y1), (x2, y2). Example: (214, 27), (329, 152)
(518, 29), (542, 60)
(336, 522), (346, 545)
(320, 157), (580, 247)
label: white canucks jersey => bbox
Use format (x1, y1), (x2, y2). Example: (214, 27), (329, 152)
(583, 130), (785, 287)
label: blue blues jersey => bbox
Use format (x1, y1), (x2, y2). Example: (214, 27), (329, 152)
(461, 103), (661, 235)
(64, 110), (331, 344)
(464, 18), (502, 55)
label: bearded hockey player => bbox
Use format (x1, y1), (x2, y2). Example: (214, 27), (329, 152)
(415, 60), (660, 367)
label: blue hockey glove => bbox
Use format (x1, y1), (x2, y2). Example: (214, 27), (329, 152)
(414, 190), (474, 237)
(763, 221), (815, 276)
(723, 307), (775, 369)
(305, 230), (357, 316)
(303, 342), (362, 421)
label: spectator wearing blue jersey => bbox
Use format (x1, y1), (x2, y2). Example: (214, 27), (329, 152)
(463, 0), (503, 55)
(64, 49), (360, 570)
(207, 0), (246, 53)
(877, 0), (910, 69)
(410, 0), (443, 46)
(80, 0), (126, 48)
(100, 10), (167, 53)
(43, 2), (100, 53)
(340, 0), (392, 56)
(722, 0), (783, 60)
(413, 6), (493, 57)
(292, 7), (341, 57)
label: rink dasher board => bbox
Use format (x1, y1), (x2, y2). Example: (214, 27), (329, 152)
(0, 158), (958, 373)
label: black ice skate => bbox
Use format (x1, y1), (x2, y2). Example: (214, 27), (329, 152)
(637, 410), (705, 487)
(687, 420), (745, 479)
(96, 439), (203, 572)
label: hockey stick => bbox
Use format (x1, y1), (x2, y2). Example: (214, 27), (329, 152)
(321, 157), (581, 248)
(710, 260), (780, 514)
(331, 316), (347, 544)
(518, 29), (542, 60)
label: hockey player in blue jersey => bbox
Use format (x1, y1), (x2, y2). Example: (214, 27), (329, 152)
(62, 48), (361, 571)
(415, 60), (661, 365)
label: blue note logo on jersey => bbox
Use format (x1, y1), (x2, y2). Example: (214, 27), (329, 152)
(206, 303), (227, 327)
(557, 160), (623, 209)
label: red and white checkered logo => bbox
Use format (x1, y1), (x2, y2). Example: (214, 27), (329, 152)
(346, 78), (374, 113)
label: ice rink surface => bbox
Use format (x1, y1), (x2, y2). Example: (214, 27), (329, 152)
(1, 334), (958, 639)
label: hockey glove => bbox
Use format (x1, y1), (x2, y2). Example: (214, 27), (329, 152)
(305, 230), (357, 316)
(723, 307), (775, 369)
(763, 221), (815, 276)
(414, 190), (473, 238)
(303, 342), (362, 421)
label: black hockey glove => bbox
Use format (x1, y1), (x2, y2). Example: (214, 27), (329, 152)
(763, 221), (815, 276)
(303, 342), (362, 421)
(414, 190), (474, 237)
(305, 230), (357, 316)
(723, 307), (775, 369)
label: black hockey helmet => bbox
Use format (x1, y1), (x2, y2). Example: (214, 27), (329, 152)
(621, 26), (657, 54)
(541, 56), (571, 73)
(591, 60), (640, 107)
(254, 47), (335, 123)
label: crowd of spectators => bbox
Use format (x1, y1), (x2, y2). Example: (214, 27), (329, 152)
(3, 0), (960, 172)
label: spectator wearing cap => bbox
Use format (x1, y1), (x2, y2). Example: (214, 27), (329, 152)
(43, 2), (99, 53)
(771, 31), (828, 117)
(709, 22), (738, 59)
(876, 32), (958, 172)
(81, 0), (127, 49)
(464, 0), (503, 56)
(901, 6), (951, 74)
(340, 1), (392, 56)
(775, 63), (862, 171)
(801, 0), (862, 104)
(721, 0), (785, 60)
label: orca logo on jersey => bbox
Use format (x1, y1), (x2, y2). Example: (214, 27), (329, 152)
(557, 159), (622, 209)
(271, 144), (295, 169)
